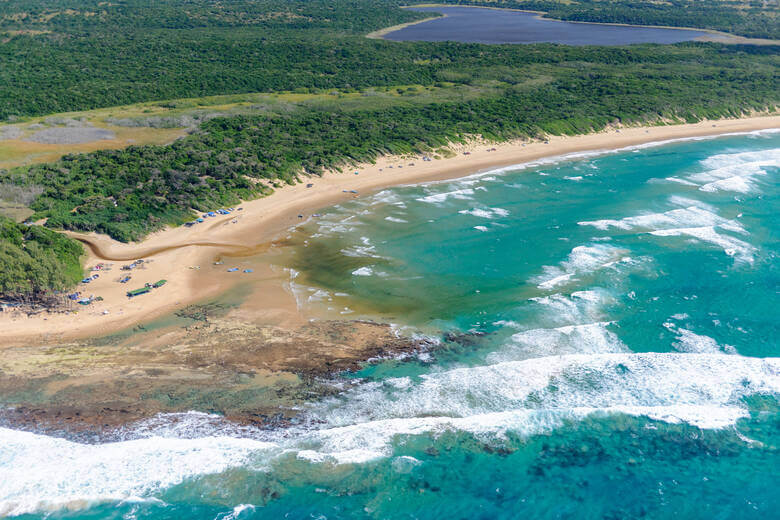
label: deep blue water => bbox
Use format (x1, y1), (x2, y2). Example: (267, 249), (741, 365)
(384, 6), (706, 45)
(2, 130), (779, 519)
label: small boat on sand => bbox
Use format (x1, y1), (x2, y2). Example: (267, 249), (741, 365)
(127, 287), (151, 298)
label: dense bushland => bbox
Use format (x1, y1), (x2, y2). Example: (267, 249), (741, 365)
(5, 43), (776, 242)
(0, 0), (776, 119)
(0, 216), (83, 298)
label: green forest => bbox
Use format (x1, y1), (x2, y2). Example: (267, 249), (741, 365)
(0, 0), (777, 299)
(10, 43), (779, 241)
(0, 0), (777, 119)
(0, 216), (83, 298)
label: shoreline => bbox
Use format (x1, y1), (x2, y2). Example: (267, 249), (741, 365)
(365, 15), (444, 39)
(1, 114), (778, 344)
(376, 4), (779, 45)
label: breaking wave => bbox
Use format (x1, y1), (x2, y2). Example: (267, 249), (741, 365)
(3, 352), (777, 516)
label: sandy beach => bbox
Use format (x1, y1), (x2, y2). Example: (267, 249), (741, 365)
(1, 114), (777, 344)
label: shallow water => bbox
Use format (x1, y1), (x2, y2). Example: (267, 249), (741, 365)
(2, 130), (779, 518)
(384, 7), (706, 46)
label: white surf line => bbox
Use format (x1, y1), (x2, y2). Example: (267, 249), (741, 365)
(413, 127), (780, 188)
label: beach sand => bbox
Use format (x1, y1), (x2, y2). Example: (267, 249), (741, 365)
(1, 114), (777, 344)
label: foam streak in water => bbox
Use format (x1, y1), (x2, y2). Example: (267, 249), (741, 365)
(688, 148), (780, 193)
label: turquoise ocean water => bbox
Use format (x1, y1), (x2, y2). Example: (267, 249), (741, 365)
(2, 131), (779, 519)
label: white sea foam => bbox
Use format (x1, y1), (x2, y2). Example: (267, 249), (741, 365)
(473, 225), (489, 232)
(416, 188), (475, 204)
(536, 272), (573, 288)
(416, 130), (780, 192)
(384, 216), (408, 223)
(369, 190), (402, 205)
(571, 290), (603, 303)
(611, 128), (780, 152)
(0, 429), (275, 517)
(287, 275), (334, 307)
(294, 403), (750, 466)
(661, 176), (698, 186)
(664, 322), (737, 354)
(341, 242), (382, 259)
(217, 504), (256, 520)
(352, 266), (374, 276)
(3, 352), (778, 515)
(674, 328), (736, 355)
(458, 207), (510, 219)
(308, 289), (331, 302)
(488, 322), (627, 362)
(409, 130), (779, 193)
(578, 205), (732, 232)
(529, 291), (611, 325)
(533, 244), (632, 289)
(686, 148), (780, 194)
(650, 226), (756, 263)
(312, 214), (362, 236)
(578, 202), (755, 262)
(312, 353), (779, 431)
(295, 353), (780, 469)
(285, 268), (313, 310)
(700, 176), (753, 193)
(122, 411), (262, 440)
(667, 195), (715, 211)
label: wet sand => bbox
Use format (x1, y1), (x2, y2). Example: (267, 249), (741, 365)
(1, 114), (778, 344)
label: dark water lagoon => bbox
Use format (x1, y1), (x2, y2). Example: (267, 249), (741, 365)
(384, 6), (707, 45)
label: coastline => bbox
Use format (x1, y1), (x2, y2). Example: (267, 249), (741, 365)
(1, 114), (778, 344)
(365, 15), (444, 39)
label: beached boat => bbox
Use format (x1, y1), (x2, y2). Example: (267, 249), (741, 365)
(152, 279), (167, 288)
(126, 287), (151, 298)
